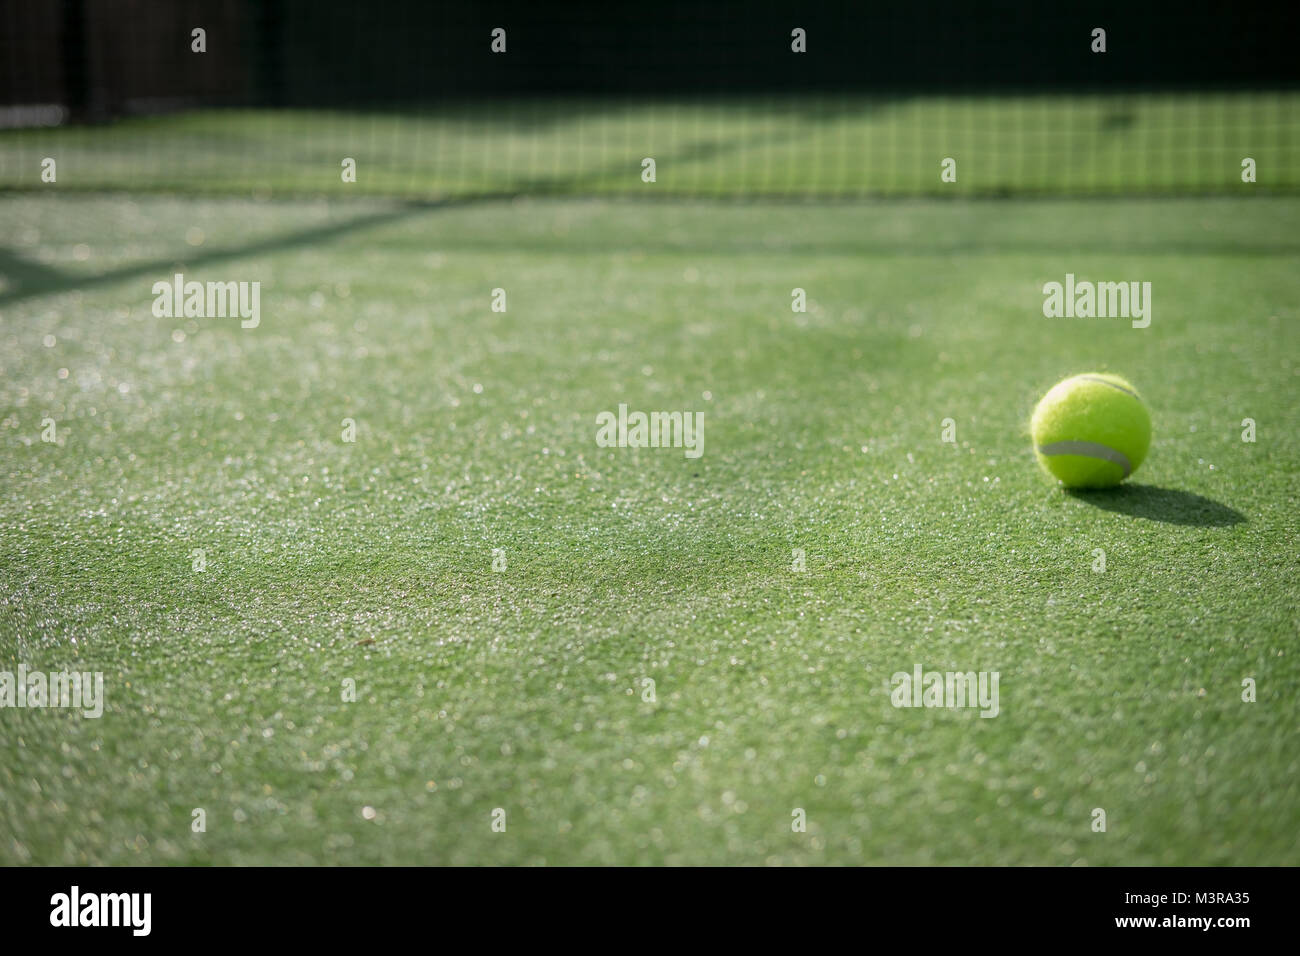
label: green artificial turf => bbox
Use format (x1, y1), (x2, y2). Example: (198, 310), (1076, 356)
(1, 186), (1298, 864)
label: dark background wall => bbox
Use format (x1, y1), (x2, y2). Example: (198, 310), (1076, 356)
(270, 0), (1300, 102)
(1, 0), (249, 117)
(3, 0), (1297, 116)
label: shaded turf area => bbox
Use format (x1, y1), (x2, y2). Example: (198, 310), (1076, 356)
(1, 192), (1297, 864)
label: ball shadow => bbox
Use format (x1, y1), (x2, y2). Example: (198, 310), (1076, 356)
(1067, 484), (1245, 527)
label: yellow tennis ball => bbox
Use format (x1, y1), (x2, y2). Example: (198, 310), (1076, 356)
(1030, 373), (1151, 488)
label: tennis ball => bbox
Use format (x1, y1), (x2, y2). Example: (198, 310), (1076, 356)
(1030, 373), (1151, 488)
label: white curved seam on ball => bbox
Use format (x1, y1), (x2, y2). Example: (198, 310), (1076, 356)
(1075, 375), (1139, 399)
(1036, 441), (1132, 477)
